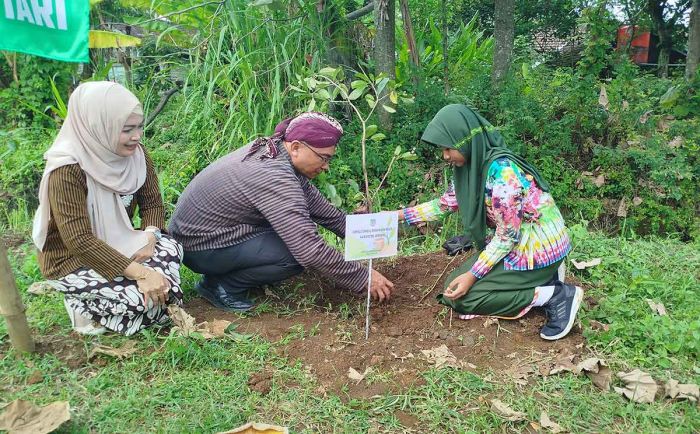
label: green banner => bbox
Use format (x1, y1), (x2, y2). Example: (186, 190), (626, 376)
(0, 0), (89, 63)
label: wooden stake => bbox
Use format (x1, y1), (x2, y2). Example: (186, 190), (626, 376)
(0, 243), (35, 353)
(365, 258), (373, 340)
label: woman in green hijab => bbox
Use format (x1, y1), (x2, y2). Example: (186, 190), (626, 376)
(399, 104), (582, 341)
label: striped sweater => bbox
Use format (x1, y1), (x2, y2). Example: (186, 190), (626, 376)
(38, 150), (165, 280)
(169, 143), (368, 293)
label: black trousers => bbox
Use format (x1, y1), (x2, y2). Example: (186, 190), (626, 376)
(183, 231), (304, 295)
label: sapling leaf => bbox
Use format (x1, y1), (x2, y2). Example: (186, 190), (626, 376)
(382, 105), (396, 113)
(348, 89), (363, 101)
(308, 99), (316, 111)
(365, 125), (378, 136)
(401, 152), (418, 161)
(318, 67), (337, 78)
(376, 77), (390, 95)
(305, 77), (317, 90)
(371, 133), (386, 142)
(394, 146), (402, 156)
(389, 91), (398, 104)
(316, 89), (331, 101)
(339, 83), (349, 96)
(351, 80), (368, 91)
(401, 96), (415, 104)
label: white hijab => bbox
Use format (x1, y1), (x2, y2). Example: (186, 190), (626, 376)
(32, 81), (149, 258)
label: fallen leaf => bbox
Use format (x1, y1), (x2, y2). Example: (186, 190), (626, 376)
(347, 367), (371, 383)
(578, 358), (612, 391)
(530, 421), (542, 430)
(645, 299), (667, 316)
(540, 411), (563, 433)
(668, 136), (683, 148)
(88, 341), (138, 360)
(0, 400), (70, 434)
(617, 197), (628, 218)
(167, 305), (233, 339)
(593, 174), (605, 188)
(550, 351), (577, 375)
(664, 379), (699, 402)
(217, 421), (289, 434)
(483, 318), (499, 328)
(614, 369), (658, 403)
(421, 344), (460, 369)
(27, 282), (54, 296)
(632, 196), (643, 206)
(506, 363), (536, 386)
(575, 178), (584, 190)
(639, 110), (652, 124)
(571, 258), (601, 270)
(622, 100), (629, 110)
(589, 320), (610, 332)
(598, 85), (609, 110)
(657, 115), (674, 132)
(264, 287), (280, 299)
(490, 399), (526, 422)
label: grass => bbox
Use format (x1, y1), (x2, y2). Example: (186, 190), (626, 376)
(1, 225), (699, 433)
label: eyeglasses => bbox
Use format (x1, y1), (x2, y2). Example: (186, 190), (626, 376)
(299, 141), (334, 164)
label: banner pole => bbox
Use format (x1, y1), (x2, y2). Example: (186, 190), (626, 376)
(365, 258), (372, 340)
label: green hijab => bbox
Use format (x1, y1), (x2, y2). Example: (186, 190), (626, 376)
(421, 104), (549, 250)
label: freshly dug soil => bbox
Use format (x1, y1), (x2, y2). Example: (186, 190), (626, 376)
(184, 252), (586, 398)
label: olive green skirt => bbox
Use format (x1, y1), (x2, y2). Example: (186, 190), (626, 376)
(437, 253), (562, 317)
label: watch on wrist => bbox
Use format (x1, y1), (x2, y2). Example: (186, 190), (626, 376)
(145, 227), (162, 241)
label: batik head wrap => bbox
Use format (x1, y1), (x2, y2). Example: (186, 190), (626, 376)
(244, 112), (343, 160)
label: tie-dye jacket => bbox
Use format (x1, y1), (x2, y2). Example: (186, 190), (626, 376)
(403, 157), (571, 278)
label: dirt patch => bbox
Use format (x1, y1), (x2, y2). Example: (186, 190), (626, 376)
(34, 333), (89, 369)
(184, 252), (586, 398)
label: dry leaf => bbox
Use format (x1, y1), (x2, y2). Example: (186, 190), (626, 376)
(347, 367), (371, 383)
(506, 364), (536, 386)
(27, 282), (53, 296)
(632, 196), (643, 207)
(614, 369), (658, 403)
(598, 85), (609, 110)
(589, 320), (610, 332)
(167, 305), (232, 339)
(622, 100), (629, 110)
(639, 110), (652, 124)
(540, 411), (564, 433)
(421, 344), (460, 369)
(645, 299), (667, 316)
(0, 400), (70, 434)
(217, 422), (289, 434)
(550, 351), (577, 375)
(571, 258), (601, 270)
(88, 341), (137, 360)
(483, 318), (499, 328)
(657, 115), (674, 132)
(593, 174), (605, 187)
(617, 197), (628, 218)
(664, 379), (699, 402)
(578, 358), (612, 391)
(264, 288), (280, 299)
(490, 399), (526, 422)
(668, 136), (683, 148)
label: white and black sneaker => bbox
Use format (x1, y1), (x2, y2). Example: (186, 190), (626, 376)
(540, 282), (583, 341)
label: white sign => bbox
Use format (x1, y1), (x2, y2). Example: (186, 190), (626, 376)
(344, 212), (398, 261)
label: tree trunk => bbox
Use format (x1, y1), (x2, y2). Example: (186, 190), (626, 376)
(374, 0), (396, 130)
(399, 0), (420, 86)
(442, 0), (449, 95)
(0, 244), (35, 353)
(492, 0), (515, 89)
(647, 0), (673, 77)
(687, 0), (700, 80)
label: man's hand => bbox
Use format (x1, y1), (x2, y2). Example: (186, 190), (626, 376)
(443, 272), (477, 300)
(131, 232), (156, 263)
(369, 269), (394, 302)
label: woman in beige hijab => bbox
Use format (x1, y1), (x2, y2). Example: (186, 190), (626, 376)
(32, 81), (183, 336)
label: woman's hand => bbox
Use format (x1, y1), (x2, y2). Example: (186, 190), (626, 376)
(131, 232), (156, 263)
(443, 272), (477, 300)
(136, 267), (170, 306)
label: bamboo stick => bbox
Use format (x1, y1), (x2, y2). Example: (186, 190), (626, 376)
(0, 243), (35, 353)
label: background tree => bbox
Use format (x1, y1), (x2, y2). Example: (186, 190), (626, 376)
(646, 0), (691, 77)
(374, 0), (396, 129)
(687, 0), (700, 79)
(492, 0), (515, 89)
